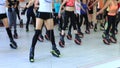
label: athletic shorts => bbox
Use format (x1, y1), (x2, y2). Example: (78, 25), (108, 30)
(96, 9), (103, 20)
(36, 12), (53, 20)
(0, 14), (7, 20)
(88, 9), (93, 14)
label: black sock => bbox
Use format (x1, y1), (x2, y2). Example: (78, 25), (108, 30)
(6, 28), (13, 41)
(31, 30), (41, 49)
(49, 30), (56, 49)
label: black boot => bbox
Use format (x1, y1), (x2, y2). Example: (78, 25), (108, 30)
(78, 29), (84, 38)
(100, 24), (104, 31)
(74, 34), (81, 45)
(103, 34), (110, 45)
(110, 34), (117, 43)
(59, 33), (65, 48)
(14, 30), (18, 39)
(90, 22), (94, 29)
(29, 47), (34, 62)
(51, 47), (61, 57)
(94, 23), (97, 32)
(85, 29), (90, 34)
(20, 19), (23, 28)
(10, 39), (17, 49)
(67, 31), (72, 40)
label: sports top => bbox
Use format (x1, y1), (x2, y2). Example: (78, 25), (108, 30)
(97, 0), (104, 9)
(88, 0), (94, 9)
(81, 2), (87, 14)
(38, 0), (52, 12)
(108, 1), (118, 16)
(75, 1), (81, 15)
(54, 2), (61, 13)
(66, 0), (75, 7)
(0, 0), (6, 14)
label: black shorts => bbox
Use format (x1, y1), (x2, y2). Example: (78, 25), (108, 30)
(0, 14), (7, 20)
(96, 9), (103, 20)
(36, 12), (53, 20)
(88, 9), (93, 14)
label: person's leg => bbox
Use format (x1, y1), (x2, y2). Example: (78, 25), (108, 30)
(44, 25), (50, 40)
(115, 12), (120, 34)
(38, 23), (44, 42)
(59, 11), (69, 47)
(58, 14), (63, 31)
(103, 15), (112, 45)
(26, 14), (31, 32)
(110, 16), (117, 43)
(8, 11), (13, 29)
(12, 10), (18, 39)
(67, 13), (73, 40)
(29, 18), (44, 62)
(2, 17), (17, 49)
(84, 14), (90, 34)
(53, 13), (58, 25)
(76, 14), (84, 38)
(16, 8), (21, 20)
(89, 13), (93, 29)
(45, 18), (60, 57)
(70, 12), (81, 45)
(31, 12), (36, 28)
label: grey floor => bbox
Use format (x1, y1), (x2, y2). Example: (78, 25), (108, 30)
(0, 23), (120, 68)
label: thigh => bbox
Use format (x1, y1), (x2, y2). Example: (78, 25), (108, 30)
(2, 18), (9, 28)
(35, 18), (44, 30)
(45, 19), (54, 30)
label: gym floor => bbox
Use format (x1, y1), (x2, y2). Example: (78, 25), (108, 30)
(0, 23), (120, 68)
(0, 1), (120, 68)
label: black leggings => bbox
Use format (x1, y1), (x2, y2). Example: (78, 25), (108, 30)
(115, 12), (120, 29)
(80, 14), (89, 30)
(62, 11), (77, 30)
(68, 14), (81, 32)
(16, 8), (21, 20)
(106, 15), (116, 35)
(76, 14), (81, 31)
(54, 13), (63, 29)
(26, 12), (36, 29)
(31, 29), (56, 50)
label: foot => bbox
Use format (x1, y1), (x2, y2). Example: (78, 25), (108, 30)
(51, 47), (61, 57)
(10, 40), (17, 49)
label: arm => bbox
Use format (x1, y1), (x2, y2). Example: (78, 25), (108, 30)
(26, 0), (34, 8)
(21, 0), (34, 14)
(97, 1), (110, 15)
(89, 0), (98, 8)
(58, 0), (67, 17)
(58, 0), (67, 14)
(80, 3), (85, 12)
(34, 0), (39, 8)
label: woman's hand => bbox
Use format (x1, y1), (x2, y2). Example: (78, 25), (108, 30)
(97, 10), (103, 16)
